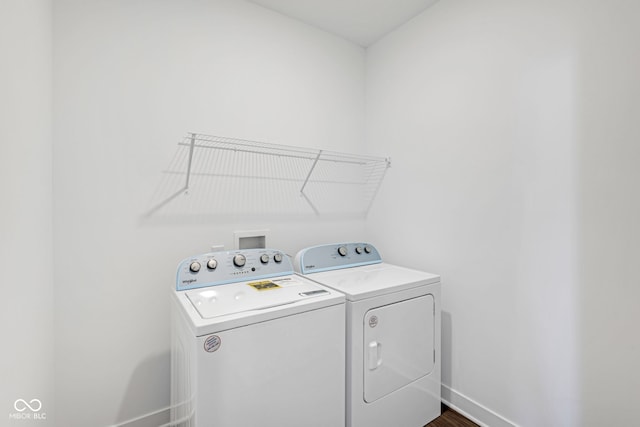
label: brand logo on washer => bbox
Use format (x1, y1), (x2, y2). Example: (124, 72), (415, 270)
(368, 316), (378, 328)
(204, 335), (221, 353)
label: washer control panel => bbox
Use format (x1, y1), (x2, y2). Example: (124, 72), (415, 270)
(294, 242), (382, 274)
(176, 248), (291, 291)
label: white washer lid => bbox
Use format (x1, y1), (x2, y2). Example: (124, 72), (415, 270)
(304, 263), (440, 301)
(185, 275), (335, 319)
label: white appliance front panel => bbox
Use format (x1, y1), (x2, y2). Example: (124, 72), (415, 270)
(363, 295), (435, 403)
(346, 284), (441, 427)
(194, 303), (345, 427)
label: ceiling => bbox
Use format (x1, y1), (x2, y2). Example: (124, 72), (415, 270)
(246, 0), (439, 47)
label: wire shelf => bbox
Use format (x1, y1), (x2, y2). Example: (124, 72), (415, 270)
(144, 133), (390, 220)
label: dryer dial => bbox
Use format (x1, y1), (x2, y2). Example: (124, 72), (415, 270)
(260, 254), (270, 264)
(189, 262), (201, 273)
(207, 259), (218, 270)
(338, 246), (348, 256)
(273, 253), (283, 263)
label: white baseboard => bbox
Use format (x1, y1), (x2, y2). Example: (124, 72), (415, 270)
(441, 384), (518, 427)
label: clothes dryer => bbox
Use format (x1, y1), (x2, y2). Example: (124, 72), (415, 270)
(294, 243), (441, 427)
(171, 248), (345, 427)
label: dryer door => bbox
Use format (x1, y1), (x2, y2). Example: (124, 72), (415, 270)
(363, 294), (435, 403)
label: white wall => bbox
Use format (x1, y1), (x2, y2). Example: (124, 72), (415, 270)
(576, 1), (640, 423)
(366, 1), (640, 426)
(0, 0), (54, 425)
(52, 1), (365, 425)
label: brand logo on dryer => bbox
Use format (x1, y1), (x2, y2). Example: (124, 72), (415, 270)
(368, 316), (379, 328)
(182, 278), (197, 285)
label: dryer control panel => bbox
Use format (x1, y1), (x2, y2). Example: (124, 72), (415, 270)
(294, 242), (382, 274)
(176, 248), (291, 291)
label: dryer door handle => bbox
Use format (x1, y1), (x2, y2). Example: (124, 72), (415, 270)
(368, 341), (382, 370)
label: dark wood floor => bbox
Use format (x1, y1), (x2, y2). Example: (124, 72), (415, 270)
(425, 404), (479, 427)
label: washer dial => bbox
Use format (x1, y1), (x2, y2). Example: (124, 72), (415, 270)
(189, 262), (201, 273)
(260, 254), (270, 264)
(207, 259), (218, 270)
(273, 253), (283, 263)
(338, 246), (348, 256)
(233, 254), (246, 267)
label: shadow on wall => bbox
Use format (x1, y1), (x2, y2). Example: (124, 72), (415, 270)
(114, 351), (171, 427)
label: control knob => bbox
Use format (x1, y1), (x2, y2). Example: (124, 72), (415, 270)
(337, 246), (348, 257)
(189, 261), (201, 273)
(273, 253), (283, 263)
(364, 245), (372, 254)
(355, 246), (363, 254)
(207, 259), (218, 270)
(233, 254), (246, 267)
(260, 254), (270, 264)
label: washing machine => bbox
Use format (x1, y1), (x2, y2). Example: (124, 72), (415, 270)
(294, 242), (441, 427)
(171, 248), (346, 427)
